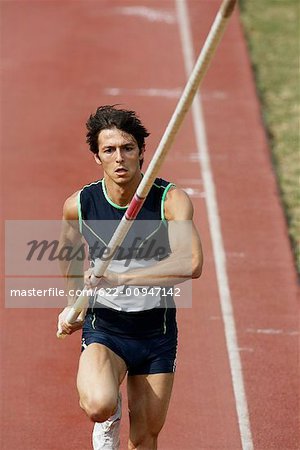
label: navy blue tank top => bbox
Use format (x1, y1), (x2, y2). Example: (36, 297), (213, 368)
(79, 177), (174, 263)
(78, 177), (177, 336)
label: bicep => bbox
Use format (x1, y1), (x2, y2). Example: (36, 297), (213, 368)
(165, 188), (202, 261)
(167, 219), (201, 257)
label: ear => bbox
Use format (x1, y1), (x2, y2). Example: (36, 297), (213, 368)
(94, 153), (102, 165)
(139, 145), (145, 161)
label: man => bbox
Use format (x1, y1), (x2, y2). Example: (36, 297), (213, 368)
(58, 105), (202, 450)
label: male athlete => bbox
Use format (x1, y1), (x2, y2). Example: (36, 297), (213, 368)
(58, 105), (203, 450)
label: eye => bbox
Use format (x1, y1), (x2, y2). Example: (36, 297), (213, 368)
(124, 145), (134, 152)
(104, 147), (114, 154)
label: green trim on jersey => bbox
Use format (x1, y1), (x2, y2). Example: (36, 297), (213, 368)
(82, 220), (108, 247)
(101, 179), (128, 210)
(81, 179), (102, 190)
(161, 183), (176, 222)
(77, 191), (83, 234)
(80, 178), (175, 222)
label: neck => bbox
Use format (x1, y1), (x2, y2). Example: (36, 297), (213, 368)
(104, 172), (142, 206)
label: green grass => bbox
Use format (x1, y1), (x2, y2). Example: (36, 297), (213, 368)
(239, 0), (300, 273)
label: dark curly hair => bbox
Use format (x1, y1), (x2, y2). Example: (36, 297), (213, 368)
(86, 105), (150, 160)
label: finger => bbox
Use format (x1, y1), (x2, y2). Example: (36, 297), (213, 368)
(61, 322), (72, 334)
(56, 330), (67, 339)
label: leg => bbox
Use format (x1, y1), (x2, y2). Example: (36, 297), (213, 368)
(77, 343), (127, 422)
(127, 373), (174, 450)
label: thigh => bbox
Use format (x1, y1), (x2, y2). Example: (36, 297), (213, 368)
(77, 343), (127, 406)
(127, 373), (174, 437)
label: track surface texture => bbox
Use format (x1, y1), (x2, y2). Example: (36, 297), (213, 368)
(1, 1), (298, 450)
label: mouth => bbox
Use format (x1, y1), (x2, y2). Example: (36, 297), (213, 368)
(115, 167), (128, 175)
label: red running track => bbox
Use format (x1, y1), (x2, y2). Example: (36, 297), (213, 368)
(1, 1), (298, 449)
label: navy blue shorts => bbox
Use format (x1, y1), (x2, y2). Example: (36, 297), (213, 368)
(82, 308), (178, 376)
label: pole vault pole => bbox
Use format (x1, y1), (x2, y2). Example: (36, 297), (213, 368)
(57, 0), (236, 337)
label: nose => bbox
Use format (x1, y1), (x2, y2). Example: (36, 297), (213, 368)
(115, 148), (124, 162)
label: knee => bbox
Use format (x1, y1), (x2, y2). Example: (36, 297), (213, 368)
(79, 395), (117, 423)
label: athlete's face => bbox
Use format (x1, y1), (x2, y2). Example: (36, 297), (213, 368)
(95, 128), (144, 184)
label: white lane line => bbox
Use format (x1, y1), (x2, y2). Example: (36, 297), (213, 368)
(115, 6), (176, 24)
(179, 179), (204, 198)
(179, 178), (203, 185)
(104, 87), (181, 99)
(175, 1), (254, 450)
(104, 87), (228, 101)
(247, 328), (299, 336)
(182, 187), (205, 198)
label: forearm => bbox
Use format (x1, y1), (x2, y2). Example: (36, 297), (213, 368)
(59, 253), (84, 306)
(64, 274), (84, 306)
(57, 198), (87, 332)
(117, 254), (193, 287)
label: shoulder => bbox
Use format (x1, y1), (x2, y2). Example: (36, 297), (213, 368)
(63, 191), (80, 220)
(63, 180), (102, 220)
(164, 187), (194, 221)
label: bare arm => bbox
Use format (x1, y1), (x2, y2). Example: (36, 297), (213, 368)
(103, 188), (203, 286)
(57, 192), (86, 335)
(58, 192), (84, 304)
